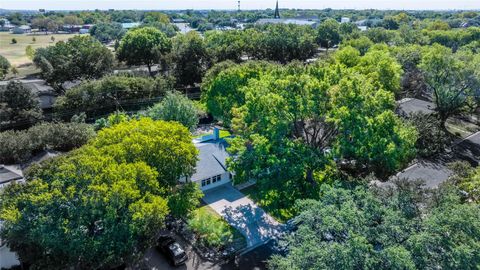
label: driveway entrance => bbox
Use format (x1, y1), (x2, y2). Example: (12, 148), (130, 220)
(202, 184), (285, 248)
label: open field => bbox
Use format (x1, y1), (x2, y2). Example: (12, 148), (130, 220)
(0, 32), (79, 78)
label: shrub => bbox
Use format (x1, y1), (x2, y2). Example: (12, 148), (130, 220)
(11, 38), (17, 44)
(147, 91), (199, 131)
(0, 122), (95, 163)
(188, 207), (233, 248)
(409, 112), (449, 157)
(0, 55), (10, 79)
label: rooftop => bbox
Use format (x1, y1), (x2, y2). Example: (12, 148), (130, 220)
(256, 18), (318, 26)
(191, 139), (230, 182)
(396, 98), (435, 117)
(0, 166), (23, 185)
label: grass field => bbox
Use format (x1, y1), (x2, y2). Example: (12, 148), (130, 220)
(0, 32), (78, 78)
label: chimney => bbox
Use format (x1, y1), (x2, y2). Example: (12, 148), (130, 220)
(213, 127), (220, 141)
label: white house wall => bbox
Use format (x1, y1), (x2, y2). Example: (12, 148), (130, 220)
(196, 172), (231, 191)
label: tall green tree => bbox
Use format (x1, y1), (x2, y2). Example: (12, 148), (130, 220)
(0, 119), (201, 269)
(420, 44), (479, 129)
(147, 91), (199, 131)
(0, 54), (11, 79)
(0, 81), (42, 130)
(171, 31), (208, 86)
(117, 27), (171, 76)
(269, 181), (480, 270)
(317, 19), (341, 52)
(34, 35), (114, 91)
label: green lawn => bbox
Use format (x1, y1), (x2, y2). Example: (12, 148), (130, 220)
(0, 32), (78, 78)
(189, 206), (246, 251)
(195, 129), (231, 139)
(241, 185), (295, 223)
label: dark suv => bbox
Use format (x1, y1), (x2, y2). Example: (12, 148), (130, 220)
(156, 235), (188, 266)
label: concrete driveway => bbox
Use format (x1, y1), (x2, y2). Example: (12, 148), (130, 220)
(202, 184), (285, 248)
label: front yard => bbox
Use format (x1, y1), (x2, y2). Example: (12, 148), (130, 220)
(188, 206), (246, 254)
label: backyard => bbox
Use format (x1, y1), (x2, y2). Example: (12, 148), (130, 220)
(0, 32), (78, 78)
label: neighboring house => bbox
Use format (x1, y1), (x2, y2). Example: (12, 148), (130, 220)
(454, 131), (480, 166)
(0, 19), (14, 32)
(12, 25), (31, 34)
(181, 128), (233, 191)
(341, 17), (351, 23)
(396, 98), (435, 118)
(0, 79), (57, 111)
(256, 18), (319, 27)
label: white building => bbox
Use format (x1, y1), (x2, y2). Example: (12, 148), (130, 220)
(341, 17), (351, 23)
(181, 129), (233, 191)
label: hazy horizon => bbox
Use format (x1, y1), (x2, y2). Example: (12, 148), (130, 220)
(1, 0), (479, 11)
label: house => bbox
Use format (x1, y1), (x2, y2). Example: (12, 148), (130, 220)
(341, 17), (351, 23)
(0, 19), (14, 32)
(181, 128), (233, 191)
(0, 79), (57, 111)
(256, 18), (318, 27)
(0, 230), (20, 269)
(12, 25), (31, 34)
(0, 165), (24, 189)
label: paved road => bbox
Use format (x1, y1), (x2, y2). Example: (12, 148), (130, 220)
(202, 184), (285, 247)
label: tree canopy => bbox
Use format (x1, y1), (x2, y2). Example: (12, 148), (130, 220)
(117, 27), (171, 76)
(146, 91), (199, 131)
(0, 119), (201, 269)
(33, 35), (114, 91)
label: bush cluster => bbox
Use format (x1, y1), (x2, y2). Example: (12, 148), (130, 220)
(54, 75), (175, 119)
(0, 122), (95, 163)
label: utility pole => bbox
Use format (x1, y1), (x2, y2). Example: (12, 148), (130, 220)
(238, 0), (241, 12)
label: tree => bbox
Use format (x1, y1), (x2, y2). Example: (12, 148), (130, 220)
(91, 118), (198, 187)
(0, 54), (10, 79)
(253, 24), (317, 63)
(269, 181), (480, 270)
(117, 27), (171, 76)
(420, 44), (479, 129)
(317, 18), (341, 52)
(0, 122), (95, 163)
(0, 152), (170, 269)
(25, 45), (35, 60)
(171, 31), (208, 86)
(0, 119), (201, 269)
(147, 91), (199, 131)
(11, 38), (17, 44)
(328, 73), (417, 176)
(54, 75), (174, 119)
(201, 61), (273, 126)
(408, 112), (449, 157)
(448, 162), (480, 202)
(89, 22), (126, 43)
(204, 30), (245, 63)
(34, 35), (114, 91)
(0, 81), (42, 130)
(50, 36), (55, 42)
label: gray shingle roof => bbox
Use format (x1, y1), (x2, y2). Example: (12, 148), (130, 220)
(396, 98), (435, 117)
(191, 140), (230, 182)
(0, 166), (23, 185)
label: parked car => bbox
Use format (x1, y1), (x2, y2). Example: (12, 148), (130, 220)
(156, 235), (188, 266)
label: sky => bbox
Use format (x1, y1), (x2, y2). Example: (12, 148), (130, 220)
(1, 0), (479, 11)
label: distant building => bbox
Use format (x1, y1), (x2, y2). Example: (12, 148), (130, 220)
(12, 25), (31, 34)
(121, 22), (141, 29)
(341, 17), (351, 23)
(256, 18), (318, 27)
(172, 18), (186, 23)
